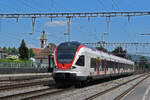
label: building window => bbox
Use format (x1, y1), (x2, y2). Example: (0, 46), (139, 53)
(40, 59), (43, 63)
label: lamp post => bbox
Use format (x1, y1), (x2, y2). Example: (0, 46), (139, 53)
(67, 17), (71, 42)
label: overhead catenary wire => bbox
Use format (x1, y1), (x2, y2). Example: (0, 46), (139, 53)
(0, 1), (21, 13)
(96, 0), (109, 11)
(23, 0), (51, 12)
(16, 0), (41, 12)
(50, 0), (54, 12)
(111, 0), (121, 11)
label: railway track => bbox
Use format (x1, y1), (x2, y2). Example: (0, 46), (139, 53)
(0, 79), (54, 91)
(0, 78), (51, 87)
(21, 88), (73, 100)
(84, 73), (150, 100)
(0, 73), (147, 100)
(0, 87), (73, 100)
(113, 74), (149, 100)
(0, 87), (55, 100)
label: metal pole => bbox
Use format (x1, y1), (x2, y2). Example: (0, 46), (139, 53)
(101, 33), (104, 47)
(32, 18), (36, 34)
(101, 33), (103, 42)
(67, 17), (71, 42)
(64, 33), (67, 42)
(106, 16), (110, 33)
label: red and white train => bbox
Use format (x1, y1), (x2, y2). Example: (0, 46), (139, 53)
(52, 41), (134, 87)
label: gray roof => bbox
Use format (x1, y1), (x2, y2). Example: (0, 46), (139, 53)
(0, 48), (3, 52)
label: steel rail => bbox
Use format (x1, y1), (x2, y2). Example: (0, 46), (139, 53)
(0, 80), (54, 91)
(21, 88), (74, 100)
(84, 74), (149, 100)
(114, 74), (150, 100)
(0, 87), (54, 100)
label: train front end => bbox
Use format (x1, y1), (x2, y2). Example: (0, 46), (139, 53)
(52, 42), (87, 85)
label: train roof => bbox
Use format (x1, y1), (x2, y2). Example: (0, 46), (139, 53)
(57, 41), (134, 65)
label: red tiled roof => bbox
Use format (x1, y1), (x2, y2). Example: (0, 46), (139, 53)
(32, 43), (56, 59)
(31, 48), (42, 54)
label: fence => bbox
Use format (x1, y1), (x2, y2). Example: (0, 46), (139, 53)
(0, 67), (49, 74)
(0, 60), (33, 68)
(0, 60), (50, 74)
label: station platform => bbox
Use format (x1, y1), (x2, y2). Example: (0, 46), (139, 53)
(0, 73), (52, 81)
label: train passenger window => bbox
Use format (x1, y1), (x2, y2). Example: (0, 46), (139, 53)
(101, 60), (104, 71)
(120, 63), (122, 69)
(75, 55), (85, 66)
(108, 61), (112, 68)
(107, 61), (109, 68)
(90, 58), (97, 69)
(118, 63), (120, 70)
(96, 59), (100, 68)
(113, 62), (116, 71)
(105, 60), (108, 70)
(108, 61), (111, 68)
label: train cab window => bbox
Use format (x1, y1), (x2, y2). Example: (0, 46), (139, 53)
(76, 55), (85, 66)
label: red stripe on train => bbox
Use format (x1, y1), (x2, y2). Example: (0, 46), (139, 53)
(54, 47), (58, 66)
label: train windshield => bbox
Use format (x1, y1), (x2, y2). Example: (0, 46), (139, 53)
(56, 42), (80, 63)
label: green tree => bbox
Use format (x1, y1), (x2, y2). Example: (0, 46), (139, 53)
(112, 46), (127, 58)
(7, 47), (11, 54)
(28, 48), (35, 58)
(96, 46), (108, 52)
(3, 47), (19, 54)
(3, 47), (7, 53)
(11, 47), (17, 54)
(126, 55), (132, 60)
(19, 40), (29, 60)
(139, 56), (149, 70)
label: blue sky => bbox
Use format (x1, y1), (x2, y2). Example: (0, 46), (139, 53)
(0, 0), (150, 55)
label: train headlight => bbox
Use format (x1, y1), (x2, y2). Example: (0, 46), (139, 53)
(54, 66), (58, 69)
(71, 66), (76, 69)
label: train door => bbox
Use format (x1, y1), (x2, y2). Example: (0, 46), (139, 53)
(96, 58), (100, 75)
(84, 52), (89, 76)
(86, 53), (92, 76)
(104, 59), (107, 75)
(99, 59), (102, 74)
(90, 57), (101, 76)
(113, 62), (116, 74)
(109, 61), (113, 75)
(101, 60), (104, 75)
(90, 57), (96, 76)
(118, 63), (120, 74)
